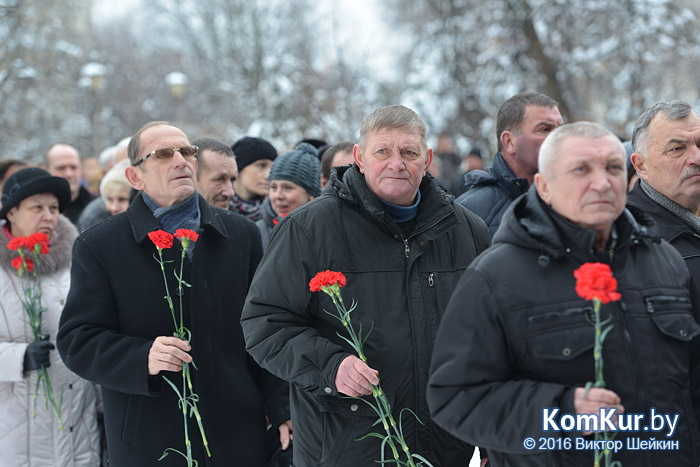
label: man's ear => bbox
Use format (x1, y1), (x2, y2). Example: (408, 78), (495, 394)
(424, 148), (434, 176)
(125, 166), (145, 191)
(534, 172), (551, 205)
(500, 130), (516, 154)
(353, 144), (364, 174)
(630, 153), (647, 181)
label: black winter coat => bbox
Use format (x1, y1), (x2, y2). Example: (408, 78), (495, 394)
(428, 187), (700, 466)
(57, 194), (289, 467)
(627, 179), (700, 304)
(241, 165), (490, 467)
(455, 152), (529, 236)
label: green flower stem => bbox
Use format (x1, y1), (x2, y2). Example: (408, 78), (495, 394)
(155, 249), (178, 331)
(589, 299), (617, 467)
(156, 238), (209, 465)
(324, 286), (428, 467)
(16, 246), (64, 429)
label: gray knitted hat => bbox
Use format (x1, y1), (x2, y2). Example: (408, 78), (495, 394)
(269, 143), (322, 197)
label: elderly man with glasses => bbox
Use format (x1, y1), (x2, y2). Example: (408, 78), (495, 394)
(57, 121), (290, 467)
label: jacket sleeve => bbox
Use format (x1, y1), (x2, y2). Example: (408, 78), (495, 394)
(57, 236), (156, 396)
(241, 216), (350, 396)
(427, 267), (573, 454)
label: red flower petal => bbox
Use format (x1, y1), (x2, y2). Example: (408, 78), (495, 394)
(309, 270), (347, 292)
(174, 229), (199, 242)
(11, 256), (24, 271)
(574, 262), (621, 304)
(148, 230), (174, 249)
(7, 237), (29, 251)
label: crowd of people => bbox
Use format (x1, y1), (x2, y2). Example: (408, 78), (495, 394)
(1, 94), (699, 467)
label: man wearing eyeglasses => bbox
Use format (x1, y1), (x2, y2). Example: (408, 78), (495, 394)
(57, 121), (290, 467)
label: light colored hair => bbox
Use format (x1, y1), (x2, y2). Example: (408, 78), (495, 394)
(359, 105), (428, 152)
(631, 100), (693, 158)
(100, 159), (130, 201)
(538, 122), (625, 178)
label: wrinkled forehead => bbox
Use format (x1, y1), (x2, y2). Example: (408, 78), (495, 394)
(557, 135), (625, 166)
(139, 125), (189, 156)
(649, 111), (700, 144)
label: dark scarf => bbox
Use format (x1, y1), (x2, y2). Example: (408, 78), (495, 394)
(229, 194), (264, 222)
(142, 192), (201, 257)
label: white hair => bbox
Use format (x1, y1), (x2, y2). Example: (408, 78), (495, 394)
(538, 122), (626, 178)
(99, 158), (130, 201)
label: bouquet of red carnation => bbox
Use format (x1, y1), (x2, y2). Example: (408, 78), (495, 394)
(149, 229), (209, 467)
(8, 232), (64, 428)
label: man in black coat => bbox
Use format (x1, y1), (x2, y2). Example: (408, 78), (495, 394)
(57, 122), (290, 467)
(627, 100), (700, 303)
(428, 122), (700, 466)
(241, 105), (490, 466)
(456, 92), (563, 235)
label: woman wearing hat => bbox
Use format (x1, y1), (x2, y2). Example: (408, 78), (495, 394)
(256, 143), (322, 251)
(0, 167), (100, 466)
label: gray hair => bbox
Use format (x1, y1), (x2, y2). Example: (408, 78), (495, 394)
(359, 105), (428, 153)
(539, 122), (625, 178)
(632, 100), (693, 158)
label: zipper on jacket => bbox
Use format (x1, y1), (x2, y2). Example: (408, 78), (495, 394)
(644, 295), (691, 313)
(404, 238), (410, 258)
(428, 273), (434, 287)
(617, 302), (648, 410)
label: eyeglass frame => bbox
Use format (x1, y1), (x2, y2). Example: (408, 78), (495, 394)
(132, 145), (199, 166)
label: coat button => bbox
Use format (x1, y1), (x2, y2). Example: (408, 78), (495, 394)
(537, 255), (550, 267)
(59, 299), (65, 306)
(562, 348), (571, 357)
(419, 241), (424, 247)
(350, 404), (359, 412)
(324, 387), (332, 394)
(680, 329), (688, 338)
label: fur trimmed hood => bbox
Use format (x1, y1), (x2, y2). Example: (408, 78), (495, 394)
(0, 215), (77, 274)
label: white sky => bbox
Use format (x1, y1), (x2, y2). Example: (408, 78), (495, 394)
(92, 0), (405, 81)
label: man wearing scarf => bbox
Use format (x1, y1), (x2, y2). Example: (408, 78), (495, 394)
(627, 100), (700, 304)
(57, 122), (290, 467)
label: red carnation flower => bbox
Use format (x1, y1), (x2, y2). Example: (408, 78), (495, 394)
(309, 270), (347, 292)
(12, 257), (34, 273)
(574, 262), (621, 304)
(174, 229), (199, 242)
(148, 230), (174, 250)
(7, 237), (29, 251)
(11, 256), (23, 271)
(28, 233), (50, 254)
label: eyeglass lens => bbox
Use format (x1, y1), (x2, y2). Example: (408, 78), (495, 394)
(154, 146), (197, 159)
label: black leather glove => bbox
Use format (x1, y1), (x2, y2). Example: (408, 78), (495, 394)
(23, 336), (54, 372)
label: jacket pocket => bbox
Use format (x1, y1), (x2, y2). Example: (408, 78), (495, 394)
(645, 295), (700, 342)
(530, 326), (594, 361)
(318, 394), (392, 466)
(121, 394), (142, 445)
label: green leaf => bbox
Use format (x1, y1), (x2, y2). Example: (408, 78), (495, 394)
(162, 375), (183, 399)
(411, 453), (435, 466)
(599, 325), (615, 344)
